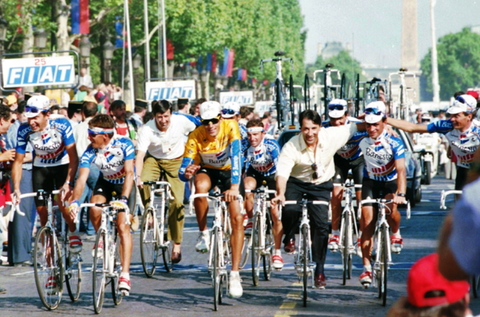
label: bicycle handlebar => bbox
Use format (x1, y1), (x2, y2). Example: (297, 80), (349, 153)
(284, 200), (329, 206)
(188, 193), (244, 215)
(142, 181), (174, 200)
(333, 183), (363, 189)
(313, 69), (341, 82)
(245, 189), (277, 195)
(359, 198), (411, 220)
(440, 190), (462, 210)
(260, 58), (294, 73)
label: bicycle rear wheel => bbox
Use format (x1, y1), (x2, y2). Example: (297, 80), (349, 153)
(251, 214), (261, 286)
(263, 211), (274, 281)
(341, 213), (350, 285)
(34, 226), (63, 310)
(65, 249), (82, 302)
(112, 231), (123, 305)
(140, 207), (158, 277)
(302, 225), (308, 307)
(239, 233), (250, 269)
(212, 227), (220, 311)
(92, 229), (107, 314)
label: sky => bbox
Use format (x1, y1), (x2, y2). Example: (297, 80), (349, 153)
(298, 0), (480, 67)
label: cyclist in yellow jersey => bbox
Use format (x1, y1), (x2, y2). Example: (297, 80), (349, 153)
(179, 101), (244, 298)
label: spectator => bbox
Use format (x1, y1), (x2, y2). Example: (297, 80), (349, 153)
(78, 67), (93, 89)
(130, 99), (148, 128)
(5, 95), (17, 110)
(261, 111), (272, 131)
(239, 106), (253, 125)
(191, 98), (206, 117)
(5, 102), (35, 267)
(143, 111), (153, 124)
(386, 253), (472, 317)
(109, 100), (138, 146)
(67, 101), (83, 127)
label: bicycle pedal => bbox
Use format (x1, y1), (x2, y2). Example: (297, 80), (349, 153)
(362, 283), (371, 289)
(120, 289), (129, 296)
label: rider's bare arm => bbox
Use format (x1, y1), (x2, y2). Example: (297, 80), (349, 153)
(386, 117), (429, 134)
(65, 143), (79, 185)
(70, 167), (90, 203)
(121, 159), (135, 199)
(11, 152), (25, 192)
(394, 158), (407, 204)
(135, 150), (146, 185)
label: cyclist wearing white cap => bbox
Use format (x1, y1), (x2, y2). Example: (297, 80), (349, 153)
(11, 95), (80, 254)
(178, 100), (245, 298)
(386, 94), (480, 191)
(322, 99), (368, 253)
(358, 101), (406, 288)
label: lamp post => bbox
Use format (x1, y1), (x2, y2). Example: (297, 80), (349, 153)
(103, 40), (114, 82)
(79, 36), (91, 69)
(0, 15), (8, 95)
(133, 54), (141, 98)
(34, 28), (48, 49)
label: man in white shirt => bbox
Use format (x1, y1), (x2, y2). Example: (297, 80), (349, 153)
(136, 100), (196, 263)
(272, 110), (365, 289)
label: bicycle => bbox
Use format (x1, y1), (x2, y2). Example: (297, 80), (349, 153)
(358, 198), (410, 306)
(189, 192), (243, 311)
(140, 178), (174, 277)
(438, 189), (480, 297)
(313, 63), (341, 117)
(20, 189), (82, 310)
(282, 195), (329, 307)
(388, 68), (417, 120)
(246, 185), (277, 286)
(80, 198), (130, 314)
(260, 51), (294, 130)
(333, 180), (362, 285)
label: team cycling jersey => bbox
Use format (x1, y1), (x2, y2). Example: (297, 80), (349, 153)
(323, 118), (368, 160)
(243, 135), (280, 177)
(239, 122), (249, 153)
(80, 137), (135, 184)
(445, 125), (480, 169)
(359, 130), (405, 181)
(17, 118), (75, 167)
(179, 119), (242, 184)
(428, 119), (480, 134)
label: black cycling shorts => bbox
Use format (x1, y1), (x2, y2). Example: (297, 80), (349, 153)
(197, 167), (245, 196)
(93, 177), (136, 215)
(333, 154), (364, 191)
(361, 178), (397, 207)
(32, 164), (69, 207)
(245, 166), (276, 197)
(455, 166), (469, 191)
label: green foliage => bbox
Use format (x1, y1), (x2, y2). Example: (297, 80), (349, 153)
(1, 0), (306, 87)
(420, 27), (480, 100)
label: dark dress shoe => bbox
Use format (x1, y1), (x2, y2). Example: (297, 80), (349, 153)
(284, 239), (296, 253)
(315, 273), (326, 289)
(172, 251), (182, 264)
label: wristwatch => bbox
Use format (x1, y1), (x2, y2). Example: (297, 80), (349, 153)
(397, 193), (406, 197)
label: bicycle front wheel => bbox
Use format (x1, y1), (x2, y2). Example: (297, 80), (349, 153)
(212, 227), (220, 311)
(112, 231), (123, 305)
(140, 207), (158, 277)
(342, 212), (351, 285)
(251, 214), (261, 286)
(34, 226), (63, 310)
(302, 225), (308, 307)
(381, 226), (389, 306)
(160, 190), (173, 272)
(92, 229), (107, 314)
(65, 250), (82, 302)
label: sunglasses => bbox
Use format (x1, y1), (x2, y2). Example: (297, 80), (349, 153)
(221, 108), (237, 115)
(328, 105), (345, 111)
(365, 108), (383, 115)
(201, 116), (220, 126)
(456, 96), (467, 104)
(311, 163), (319, 180)
(25, 106), (43, 114)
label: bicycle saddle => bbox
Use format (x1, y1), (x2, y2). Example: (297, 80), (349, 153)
(274, 51), (286, 57)
(399, 68), (407, 72)
(325, 63), (334, 68)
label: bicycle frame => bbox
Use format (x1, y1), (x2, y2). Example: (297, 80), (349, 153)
(144, 181), (173, 248)
(313, 64), (341, 116)
(247, 187), (276, 254)
(334, 181), (362, 254)
(388, 68), (417, 120)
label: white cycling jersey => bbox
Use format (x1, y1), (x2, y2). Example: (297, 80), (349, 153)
(445, 124), (480, 169)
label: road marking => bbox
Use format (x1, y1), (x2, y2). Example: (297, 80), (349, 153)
(280, 302), (296, 309)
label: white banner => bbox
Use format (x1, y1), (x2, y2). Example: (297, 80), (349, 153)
(145, 80), (196, 101)
(219, 91), (254, 106)
(2, 56), (75, 88)
(254, 101), (274, 117)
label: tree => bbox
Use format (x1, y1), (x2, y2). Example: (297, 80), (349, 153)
(420, 27), (480, 100)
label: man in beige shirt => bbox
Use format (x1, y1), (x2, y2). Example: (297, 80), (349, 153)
(272, 110), (365, 289)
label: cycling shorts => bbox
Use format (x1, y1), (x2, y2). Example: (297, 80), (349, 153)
(333, 154), (364, 191)
(245, 166), (277, 198)
(361, 177), (397, 207)
(455, 166), (469, 191)
(32, 164), (69, 207)
(93, 177), (136, 215)
(197, 167), (245, 196)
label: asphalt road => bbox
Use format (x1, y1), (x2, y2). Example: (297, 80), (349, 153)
(1, 174), (477, 316)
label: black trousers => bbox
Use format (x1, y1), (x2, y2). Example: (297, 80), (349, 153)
(282, 177), (332, 266)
